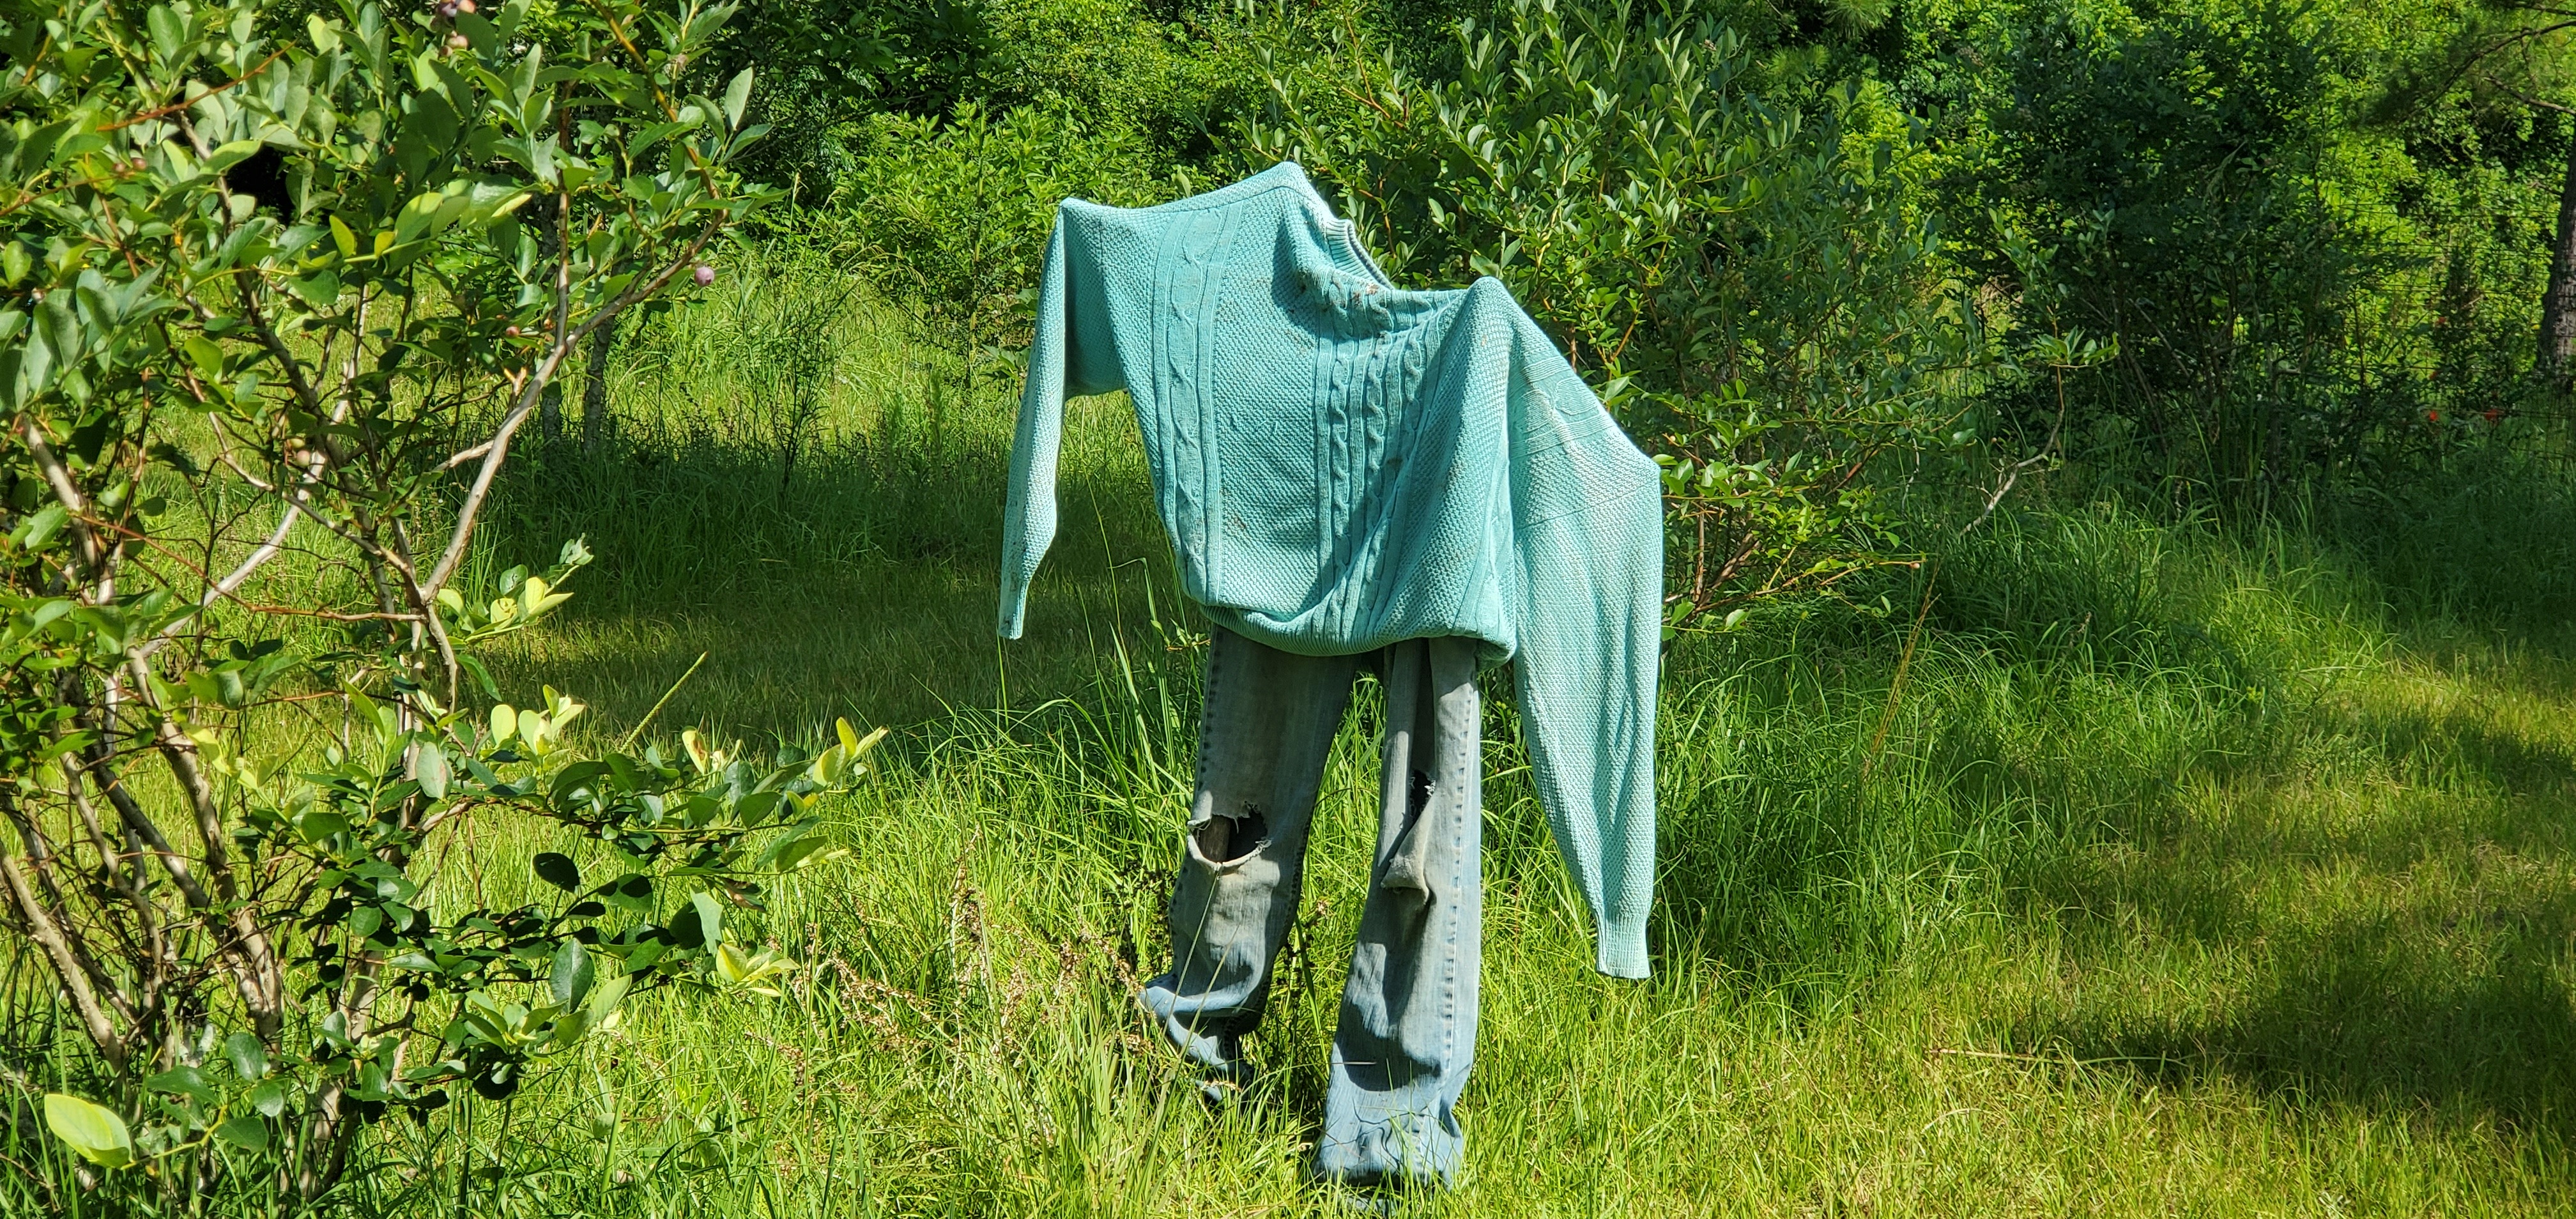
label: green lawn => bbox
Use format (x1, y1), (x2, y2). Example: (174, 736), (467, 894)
(354, 303), (2576, 1216)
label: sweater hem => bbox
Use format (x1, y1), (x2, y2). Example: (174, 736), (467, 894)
(1595, 924), (1650, 979)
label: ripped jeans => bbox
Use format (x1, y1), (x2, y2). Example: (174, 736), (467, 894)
(1140, 625), (1483, 1188)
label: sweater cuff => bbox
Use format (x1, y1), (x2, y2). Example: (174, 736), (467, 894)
(997, 567), (1032, 640)
(1595, 921), (1650, 979)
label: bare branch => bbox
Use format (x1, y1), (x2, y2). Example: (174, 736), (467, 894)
(231, 602), (422, 622)
(2504, 85), (2576, 115)
(423, 217), (724, 596)
(0, 845), (125, 1068)
(121, 656), (285, 1035)
(63, 755), (169, 1024)
(136, 502), (303, 661)
(233, 268), (330, 419)
(102, 49), (289, 131)
(69, 721), (218, 912)
(20, 419), (107, 576)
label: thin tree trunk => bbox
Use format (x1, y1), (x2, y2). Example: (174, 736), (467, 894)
(2536, 132), (2576, 387)
(580, 321), (615, 455)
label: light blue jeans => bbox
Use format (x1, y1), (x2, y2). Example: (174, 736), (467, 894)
(1141, 626), (1483, 1188)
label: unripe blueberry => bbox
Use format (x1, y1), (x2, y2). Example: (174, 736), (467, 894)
(436, 0), (457, 17)
(693, 264), (714, 287)
(447, 31), (468, 49)
(456, 0), (477, 11)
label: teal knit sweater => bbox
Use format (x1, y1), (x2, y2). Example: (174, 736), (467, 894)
(999, 164), (1662, 977)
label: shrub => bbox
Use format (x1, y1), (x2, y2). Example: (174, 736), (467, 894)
(0, 0), (866, 1205)
(842, 102), (1165, 404)
(1247, 0), (2012, 622)
(1900, 0), (2566, 498)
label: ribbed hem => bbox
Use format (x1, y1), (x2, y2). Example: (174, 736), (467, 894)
(997, 585), (1029, 639)
(1595, 921), (1650, 979)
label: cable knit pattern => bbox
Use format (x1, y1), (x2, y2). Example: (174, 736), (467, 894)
(998, 164), (1662, 977)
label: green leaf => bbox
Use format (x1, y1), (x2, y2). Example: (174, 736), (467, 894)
(456, 9), (499, 54)
(146, 5), (184, 62)
(532, 852), (580, 892)
(287, 270), (341, 309)
(583, 969), (633, 1025)
(550, 937), (594, 1008)
(249, 1080), (286, 1118)
(14, 503), (68, 550)
(621, 939), (667, 975)
(144, 1066), (215, 1105)
(671, 889), (723, 949)
(411, 744), (449, 800)
(394, 190), (447, 244)
(693, 891), (724, 947)
(183, 335), (223, 380)
(224, 1032), (268, 1082)
(206, 140), (265, 174)
(43, 1094), (134, 1169)
(212, 1115), (270, 1151)
(551, 760), (610, 805)
(782, 836), (836, 871)
(460, 654), (501, 702)
(723, 68), (754, 131)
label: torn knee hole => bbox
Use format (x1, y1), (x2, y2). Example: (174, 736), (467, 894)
(1193, 803), (1268, 864)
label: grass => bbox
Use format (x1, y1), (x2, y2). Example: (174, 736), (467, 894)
(472, 284), (1176, 737)
(15, 257), (2576, 1215)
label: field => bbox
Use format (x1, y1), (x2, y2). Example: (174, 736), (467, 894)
(83, 268), (2561, 1217)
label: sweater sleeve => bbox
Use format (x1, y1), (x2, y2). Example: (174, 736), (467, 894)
(998, 220), (1075, 639)
(1504, 317), (1664, 980)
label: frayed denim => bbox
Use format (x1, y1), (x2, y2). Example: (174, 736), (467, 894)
(1141, 625), (1482, 1188)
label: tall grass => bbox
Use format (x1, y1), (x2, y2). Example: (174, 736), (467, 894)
(476, 250), (1175, 737)
(10, 258), (2576, 1215)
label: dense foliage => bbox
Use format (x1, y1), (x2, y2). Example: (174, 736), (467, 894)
(716, 0), (2576, 588)
(1247, 0), (2016, 618)
(1902, 0), (2571, 500)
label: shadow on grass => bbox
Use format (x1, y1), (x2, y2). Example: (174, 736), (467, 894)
(1643, 477), (2576, 1075)
(1974, 471), (2576, 1127)
(2007, 686), (2576, 1139)
(476, 394), (1176, 735)
(2025, 889), (2576, 1139)
(2317, 450), (2576, 664)
(2362, 703), (2576, 800)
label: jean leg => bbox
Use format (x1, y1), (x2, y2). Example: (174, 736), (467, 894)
(1142, 627), (1359, 1083)
(1319, 637), (1483, 1187)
